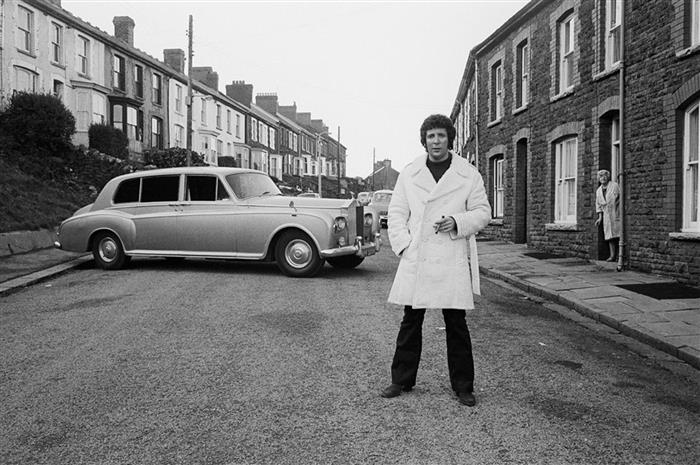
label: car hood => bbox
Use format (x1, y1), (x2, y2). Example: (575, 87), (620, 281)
(244, 195), (354, 209)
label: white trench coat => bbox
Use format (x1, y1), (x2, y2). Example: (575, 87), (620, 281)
(596, 181), (621, 240)
(387, 153), (491, 310)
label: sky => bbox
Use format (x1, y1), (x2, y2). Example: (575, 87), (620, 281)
(63, 0), (528, 177)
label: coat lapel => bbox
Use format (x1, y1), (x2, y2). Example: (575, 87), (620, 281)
(426, 153), (470, 202)
(408, 156), (436, 195)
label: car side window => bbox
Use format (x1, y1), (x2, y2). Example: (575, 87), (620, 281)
(141, 175), (179, 202)
(186, 175), (215, 201)
(113, 178), (140, 204)
(217, 181), (230, 201)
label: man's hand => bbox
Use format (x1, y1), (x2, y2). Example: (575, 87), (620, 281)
(433, 216), (456, 234)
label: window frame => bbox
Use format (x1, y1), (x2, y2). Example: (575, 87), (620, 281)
(152, 73), (162, 105)
(51, 22), (63, 65)
(559, 13), (575, 93)
(692, 0), (700, 46)
(516, 41), (529, 108)
(554, 137), (578, 224)
(683, 101), (700, 232)
(14, 66), (37, 92)
(605, 0), (622, 69)
(491, 61), (503, 121)
(17, 5), (33, 54)
(492, 156), (505, 218)
(78, 36), (90, 76)
(175, 84), (183, 113)
(134, 64), (144, 99)
(151, 116), (164, 149)
(611, 116), (621, 182)
(113, 54), (125, 91)
(216, 104), (222, 129)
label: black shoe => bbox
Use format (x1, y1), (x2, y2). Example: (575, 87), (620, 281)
(380, 383), (411, 398)
(456, 391), (476, 406)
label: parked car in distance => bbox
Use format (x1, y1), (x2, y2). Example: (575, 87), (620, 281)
(55, 167), (381, 277)
(357, 191), (372, 206)
(297, 192), (320, 198)
(368, 189), (393, 228)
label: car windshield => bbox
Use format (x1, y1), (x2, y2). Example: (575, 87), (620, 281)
(226, 172), (282, 199)
(372, 193), (392, 203)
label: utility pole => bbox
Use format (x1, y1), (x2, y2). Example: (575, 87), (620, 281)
(372, 147), (375, 191)
(337, 126), (341, 198)
(185, 15), (193, 167)
(317, 135), (322, 197)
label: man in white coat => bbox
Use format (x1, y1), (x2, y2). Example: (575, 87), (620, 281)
(380, 114), (491, 406)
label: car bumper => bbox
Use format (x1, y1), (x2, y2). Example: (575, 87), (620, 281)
(320, 233), (381, 258)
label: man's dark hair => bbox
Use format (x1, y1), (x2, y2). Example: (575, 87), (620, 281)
(420, 114), (456, 150)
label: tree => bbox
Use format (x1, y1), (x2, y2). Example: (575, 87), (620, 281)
(0, 92), (75, 153)
(142, 147), (207, 168)
(88, 123), (129, 160)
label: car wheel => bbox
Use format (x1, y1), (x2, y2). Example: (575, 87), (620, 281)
(274, 230), (324, 277)
(92, 231), (130, 270)
(327, 255), (364, 269)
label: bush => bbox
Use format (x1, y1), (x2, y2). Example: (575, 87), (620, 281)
(0, 92), (75, 153)
(142, 147), (207, 168)
(88, 124), (129, 160)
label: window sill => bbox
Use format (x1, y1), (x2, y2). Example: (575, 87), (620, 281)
(489, 218), (504, 226)
(676, 44), (700, 60)
(51, 61), (66, 70)
(487, 118), (502, 128)
(592, 64), (621, 82)
(76, 72), (92, 80)
(512, 104), (529, 116)
(550, 88), (575, 103)
(669, 232), (700, 241)
(17, 48), (37, 59)
(545, 222), (580, 231)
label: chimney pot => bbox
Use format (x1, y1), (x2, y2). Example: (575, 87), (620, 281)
(113, 16), (135, 47)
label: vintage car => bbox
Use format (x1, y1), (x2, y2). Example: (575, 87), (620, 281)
(55, 167), (381, 278)
(367, 189), (393, 228)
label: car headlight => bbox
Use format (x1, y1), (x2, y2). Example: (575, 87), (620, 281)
(334, 217), (347, 232)
(364, 213), (373, 226)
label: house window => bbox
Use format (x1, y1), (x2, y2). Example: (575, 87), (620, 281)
(226, 109), (232, 133)
(14, 66), (37, 92)
(216, 139), (223, 157)
(251, 118), (258, 141)
(92, 94), (105, 124)
(683, 101), (700, 231)
(78, 37), (90, 75)
(270, 128), (276, 150)
(51, 23), (63, 64)
(126, 106), (138, 141)
(559, 13), (575, 93)
(152, 73), (162, 105)
(554, 137), (578, 223)
(236, 114), (241, 137)
(216, 104), (222, 129)
(490, 61), (503, 121)
(227, 142), (232, 156)
(516, 40), (529, 108)
(201, 99), (207, 125)
(113, 55), (125, 90)
(605, 0), (622, 69)
(175, 85), (183, 113)
(134, 65), (143, 99)
(151, 116), (163, 149)
(53, 80), (64, 100)
(611, 116), (620, 182)
(174, 124), (184, 148)
(293, 133), (298, 151)
(466, 86), (472, 138)
(492, 156), (504, 217)
(17, 6), (33, 54)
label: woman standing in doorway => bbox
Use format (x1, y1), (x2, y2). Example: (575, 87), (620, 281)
(595, 169), (620, 261)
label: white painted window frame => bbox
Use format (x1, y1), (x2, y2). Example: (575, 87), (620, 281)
(605, 0), (622, 69)
(554, 137), (578, 223)
(683, 101), (700, 232)
(559, 14), (575, 92)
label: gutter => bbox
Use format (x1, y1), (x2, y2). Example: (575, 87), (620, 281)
(617, 2), (626, 272)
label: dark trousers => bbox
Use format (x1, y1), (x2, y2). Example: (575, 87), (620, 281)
(390, 305), (474, 393)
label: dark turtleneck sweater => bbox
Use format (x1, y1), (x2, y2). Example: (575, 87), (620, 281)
(426, 152), (452, 183)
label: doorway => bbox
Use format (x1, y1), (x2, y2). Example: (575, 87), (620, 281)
(514, 139), (528, 244)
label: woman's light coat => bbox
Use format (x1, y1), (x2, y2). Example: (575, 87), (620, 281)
(596, 181), (621, 240)
(387, 154), (491, 310)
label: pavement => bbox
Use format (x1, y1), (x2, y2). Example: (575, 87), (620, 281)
(1, 239), (699, 371)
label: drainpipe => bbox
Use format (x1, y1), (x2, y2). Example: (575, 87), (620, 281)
(617, 2), (626, 272)
(474, 58), (480, 171)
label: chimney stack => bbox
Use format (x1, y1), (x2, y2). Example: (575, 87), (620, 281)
(163, 49), (185, 73)
(113, 16), (135, 47)
(296, 112), (312, 127)
(192, 66), (219, 91)
(278, 103), (298, 121)
(225, 81), (253, 107)
(256, 93), (279, 114)
(311, 119), (328, 134)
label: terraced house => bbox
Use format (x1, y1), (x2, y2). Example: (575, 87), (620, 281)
(451, 0), (700, 283)
(0, 0), (345, 181)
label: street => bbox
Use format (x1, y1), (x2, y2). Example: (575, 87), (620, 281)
(1, 234), (699, 465)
